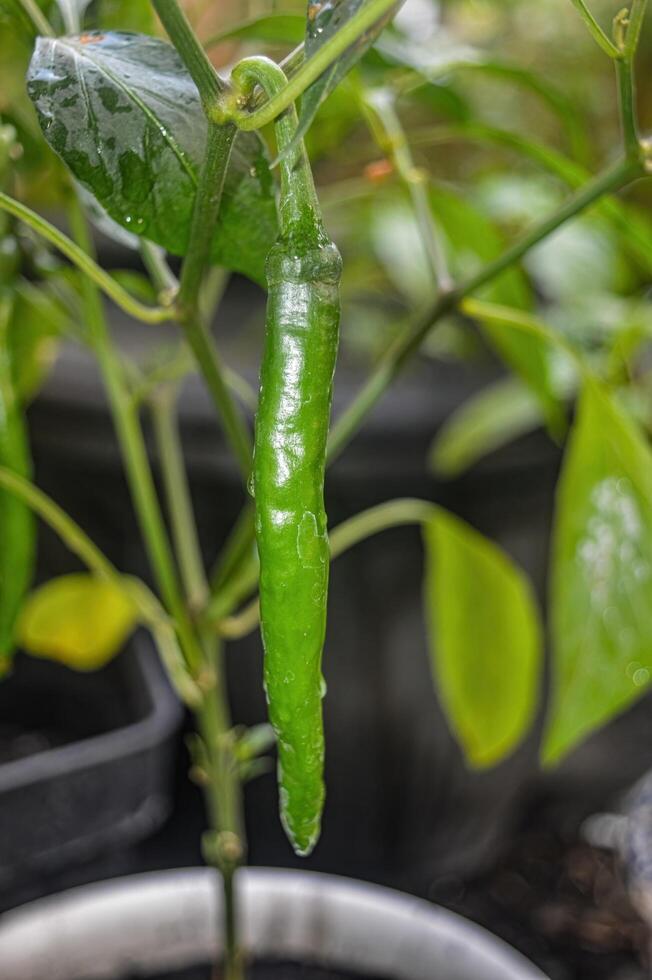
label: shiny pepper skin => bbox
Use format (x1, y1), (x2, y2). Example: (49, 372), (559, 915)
(254, 240), (342, 855)
(233, 56), (343, 856)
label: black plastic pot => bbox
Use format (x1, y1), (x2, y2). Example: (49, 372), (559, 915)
(0, 635), (182, 911)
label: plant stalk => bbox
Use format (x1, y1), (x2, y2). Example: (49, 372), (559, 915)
(65, 192), (202, 675)
(151, 387), (208, 611)
(174, 121), (253, 485)
(0, 193), (173, 323)
(615, 56), (641, 159)
(327, 155), (642, 462)
(219, 0), (399, 129)
(568, 0), (621, 57)
(152, 0), (226, 108)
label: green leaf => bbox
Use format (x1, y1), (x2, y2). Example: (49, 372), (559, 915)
(430, 185), (531, 310)
(204, 14), (306, 47)
(0, 290), (35, 674)
(543, 381), (652, 764)
(92, 0), (157, 33)
(27, 32), (278, 285)
(430, 377), (546, 478)
(18, 573), (139, 671)
(462, 300), (568, 441)
(8, 279), (66, 402)
(423, 507), (542, 767)
(290, 0), (403, 152)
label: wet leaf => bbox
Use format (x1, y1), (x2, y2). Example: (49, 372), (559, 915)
(0, 291), (35, 674)
(27, 32), (278, 285)
(543, 381), (652, 764)
(423, 507), (542, 767)
(19, 573), (139, 671)
(290, 0), (403, 152)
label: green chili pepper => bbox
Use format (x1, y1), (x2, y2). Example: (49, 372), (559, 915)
(0, 289), (34, 673)
(232, 57), (342, 856)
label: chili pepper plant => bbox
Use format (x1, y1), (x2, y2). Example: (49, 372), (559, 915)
(2, 0), (652, 976)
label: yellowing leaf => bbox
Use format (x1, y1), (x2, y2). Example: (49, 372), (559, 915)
(423, 508), (542, 767)
(18, 574), (138, 670)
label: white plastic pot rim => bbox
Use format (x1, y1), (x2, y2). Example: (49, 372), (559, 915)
(0, 867), (548, 980)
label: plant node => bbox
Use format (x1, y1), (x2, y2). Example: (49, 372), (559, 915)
(613, 7), (631, 52)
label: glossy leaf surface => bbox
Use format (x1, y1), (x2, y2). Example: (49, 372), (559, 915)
(544, 382), (652, 763)
(27, 32), (277, 284)
(291, 0), (403, 150)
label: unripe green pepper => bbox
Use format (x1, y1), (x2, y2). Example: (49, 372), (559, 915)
(232, 57), (342, 856)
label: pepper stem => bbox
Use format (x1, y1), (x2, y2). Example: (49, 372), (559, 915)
(231, 57), (324, 246)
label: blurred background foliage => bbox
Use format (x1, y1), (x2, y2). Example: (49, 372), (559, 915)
(1, 0), (652, 474)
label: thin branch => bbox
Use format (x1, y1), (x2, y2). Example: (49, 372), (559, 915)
(363, 88), (453, 294)
(14, 0), (55, 37)
(151, 386), (208, 611)
(0, 466), (118, 582)
(152, 0), (226, 107)
(625, 0), (649, 56)
(66, 192), (203, 675)
(327, 155), (643, 463)
(568, 0), (621, 57)
(0, 193), (173, 324)
(215, 498), (436, 638)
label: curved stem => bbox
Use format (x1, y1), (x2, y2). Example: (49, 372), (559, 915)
(215, 498), (435, 639)
(0, 466), (117, 582)
(0, 465), (199, 706)
(0, 193), (172, 323)
(219, 0), (399, 130)
(231, 56), (323, 242)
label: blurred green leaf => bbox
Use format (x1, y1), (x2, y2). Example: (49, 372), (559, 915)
(92, 0), (157, 33)
(369, 186), (531, 309)
(463, 299), (568, 440)
(0, 290), (35, 674)
(544, 381), (652, 764)
(27, 32), (278, 285)
(423, 507), (542, 767)
(204, 13), (305, 47)
(430, 377), (545, 478)
(430, 184), (532, 309)
(19, 573), (139, 670)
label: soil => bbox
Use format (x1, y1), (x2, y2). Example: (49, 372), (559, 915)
(441, 826), (650, 980)
(126, 961), (387, 980)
